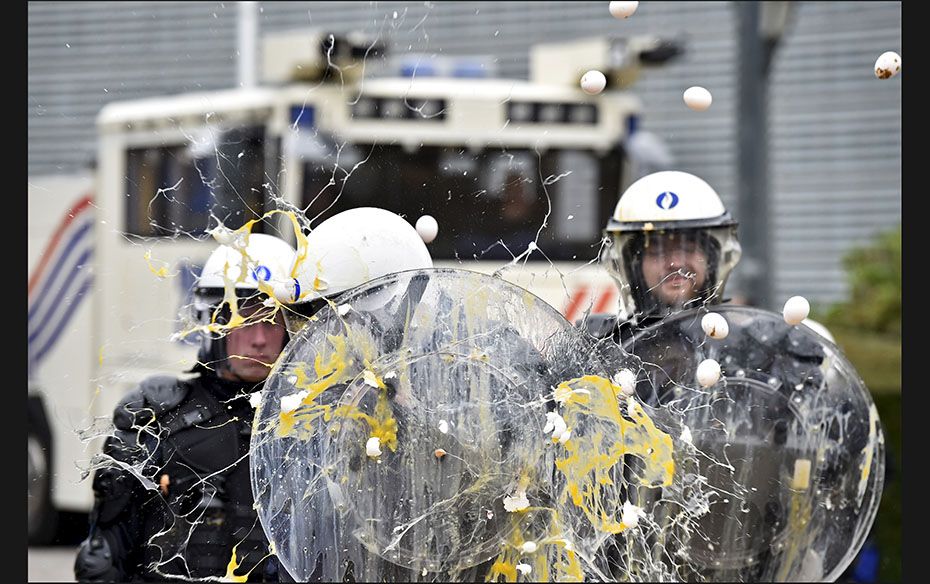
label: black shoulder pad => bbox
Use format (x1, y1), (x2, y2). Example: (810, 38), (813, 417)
(138, 375), (188, 414)
(576, 313), (619, 339)
(112, 376), (188, 431)
(112, 388), (147, 431)
(102, 428), (152, 464)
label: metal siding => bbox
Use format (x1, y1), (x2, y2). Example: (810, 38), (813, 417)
(28, 1), (901, 307)
(768, 1), (901, 305)
(28, 1), (238, 175)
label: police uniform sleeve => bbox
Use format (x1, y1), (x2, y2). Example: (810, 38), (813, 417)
(75, 376), (183, 582)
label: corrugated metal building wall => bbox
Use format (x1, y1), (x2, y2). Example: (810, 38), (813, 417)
(768, 3), (901, 306)
(27, 1), (901, 308)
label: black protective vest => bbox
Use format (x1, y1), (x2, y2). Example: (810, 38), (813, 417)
(139, 375), (273, 582)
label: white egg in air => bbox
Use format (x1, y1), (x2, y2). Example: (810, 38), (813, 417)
(701, 312), (729, 339)
(783, 296), (810, 325)
(874, 51), (901, 79)
(609, 1), (639, 19)
(416, 215), (439, 243)
(696, 359), (721, 388)
(683, 86), (713, 111)
(581, 70), (607, 95)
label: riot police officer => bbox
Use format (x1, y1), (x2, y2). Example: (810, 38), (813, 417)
(585, 171), (886, 581)
(584, 170), (742, 345)
(74, 233), (296, 582)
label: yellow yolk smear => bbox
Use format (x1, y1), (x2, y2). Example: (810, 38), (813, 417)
(553, 375), (674, 534)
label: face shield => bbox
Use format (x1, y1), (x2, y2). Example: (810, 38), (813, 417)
(603, 224), (740, 322)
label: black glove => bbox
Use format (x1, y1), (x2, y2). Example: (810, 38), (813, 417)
(74, 533), (122, 582)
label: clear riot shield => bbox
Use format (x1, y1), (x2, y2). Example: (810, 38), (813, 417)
(250, 271), (882, 582)
(250, 268), (646, 582)
(623, 305), (885, 582)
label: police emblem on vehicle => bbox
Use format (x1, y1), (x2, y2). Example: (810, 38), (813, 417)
(656, 191), (680, 209)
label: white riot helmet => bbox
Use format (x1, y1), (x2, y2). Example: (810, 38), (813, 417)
(602, 171), (741, 322)
(275, 207), (433, 319)
(193, 232), (296, 368)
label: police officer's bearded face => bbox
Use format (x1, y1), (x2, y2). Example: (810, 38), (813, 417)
(222, 301), (288, 383)
(640, 232), (709, 308)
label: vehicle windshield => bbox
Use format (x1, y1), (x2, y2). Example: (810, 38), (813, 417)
(297, 138), (624, 261)
(124, 126), (270, 238)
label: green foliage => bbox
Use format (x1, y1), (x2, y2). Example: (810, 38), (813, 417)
(823, 225), (901, 335)
(816, 228), (902, 580)
(827, 327), (901, 394)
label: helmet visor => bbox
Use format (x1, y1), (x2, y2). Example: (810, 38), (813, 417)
(604, 225), (740, 319)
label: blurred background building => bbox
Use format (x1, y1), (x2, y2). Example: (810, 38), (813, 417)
(27, 1), (901, 309)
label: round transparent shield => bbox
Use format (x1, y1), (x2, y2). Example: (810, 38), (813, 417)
(624, 305), (885, 582)
(250, 268), (622, 582)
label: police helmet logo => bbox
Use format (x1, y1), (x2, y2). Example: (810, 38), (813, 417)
(656, 191), (680, 210)
(251, 265), (272, 282)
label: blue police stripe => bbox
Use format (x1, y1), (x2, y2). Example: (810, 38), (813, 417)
(28, 220), (93, 327)
(28, 247), (93, 346)
(31, 274), (94, 365)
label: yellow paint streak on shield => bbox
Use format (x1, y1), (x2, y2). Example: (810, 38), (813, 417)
(276, 335), (351, 439)
(485, 509), (584, 583)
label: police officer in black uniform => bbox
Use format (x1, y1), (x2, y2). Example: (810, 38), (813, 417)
(74, 233), (296, 582)
(583, 171), (887, 580)
(579, 170), (741, 578)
